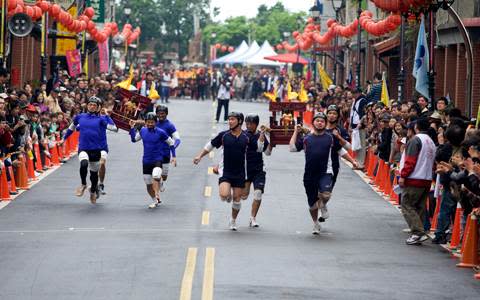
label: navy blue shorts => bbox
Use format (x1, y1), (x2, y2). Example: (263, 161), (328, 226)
(143, 161), (163, 175)
(303, 174), (333, 208)
(247, 171), (266, 193)
(219, 175), (245, 188)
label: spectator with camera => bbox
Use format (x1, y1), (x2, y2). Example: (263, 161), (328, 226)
(215, 76), (232, 123)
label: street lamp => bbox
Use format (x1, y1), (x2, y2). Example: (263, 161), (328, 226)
(355, 0), (362, 90)
(331, 0), (345, 85)
(124, 6), (132, 72)
(309, 5), (321, 83)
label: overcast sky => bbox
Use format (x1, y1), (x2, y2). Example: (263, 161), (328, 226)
(210, 0), (312, 21)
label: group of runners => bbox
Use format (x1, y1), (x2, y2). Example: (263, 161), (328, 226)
(62, 96), (180, 208)
(62, 96), (359, 234)
(194, 104), (359, 234)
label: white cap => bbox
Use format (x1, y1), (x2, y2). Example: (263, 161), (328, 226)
(0, 93), (8, 99)
(328, 84), (336, 90)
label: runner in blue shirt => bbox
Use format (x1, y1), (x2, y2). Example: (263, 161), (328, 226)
(194, 112), (249, 231)
(155, 105), (180, 192)
(130, 112), (176, 209)
(63, 96), (112, 204)
(289, 112), (346, 235)
(241, 114), (272, 228)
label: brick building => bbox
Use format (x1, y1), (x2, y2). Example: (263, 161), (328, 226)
(5, 0), (115, 88)
(323, 0), (480, 117)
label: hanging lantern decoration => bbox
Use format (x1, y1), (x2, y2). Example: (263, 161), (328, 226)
(221, 45), (227, 52)
(228, 46), (234, 52)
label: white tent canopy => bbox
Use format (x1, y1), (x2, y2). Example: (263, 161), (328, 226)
(212, 41), (248, 65)
(225, 41), (260, 64)
(245, 41), (282, 67)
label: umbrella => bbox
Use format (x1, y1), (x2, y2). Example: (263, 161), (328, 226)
(264, 53), (309, 65)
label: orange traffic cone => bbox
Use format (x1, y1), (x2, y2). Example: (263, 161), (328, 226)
(460, 215), (471, 254)
(449, 202), (464, 250)
(457, 214), (479, 268)
(374, 159), (384, 187)
(50, 144), (60, 166)
(15, 156), (29, 190)
(0, 165), (11, 201)
(383, 164), (393, 196)
(367, 152), (376, 178)
(26, 154), (36, 181)
(430, 196), (442, 232)
(7, 166), (17, 194)
(34, 144), (43, 171)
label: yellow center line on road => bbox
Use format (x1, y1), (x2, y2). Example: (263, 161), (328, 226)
(204, 186), (212, 197)
(207, 167), (214, 175)
(209, 152), (214, 159)
(179, 247), (198, 300)
(201, 211), (210, 225)
(201, 248), (215, 300)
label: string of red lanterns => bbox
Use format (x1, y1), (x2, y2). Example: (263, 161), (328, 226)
(276, 10), (402, 53)
(6, 0), (141, 45)
(214, 43), (234, 53)
(370, 0), (432, 13)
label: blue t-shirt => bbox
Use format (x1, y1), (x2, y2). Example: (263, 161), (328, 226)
(130, 127), (170, 164)
(211, 130), (249, 177)
(245, 130), (269, 175)
(156, 119), (177, 157)
(72, 113), (108, 151)
(295, 132), (335, 179)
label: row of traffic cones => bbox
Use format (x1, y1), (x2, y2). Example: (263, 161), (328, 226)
(0, 132), (79, 201)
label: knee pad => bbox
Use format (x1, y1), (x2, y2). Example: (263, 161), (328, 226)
(152, 167), (162, 180)
(232, 201), (241, 211)
(100, 151), (108, 161)
(241, 194), (249, 200)
(80, 159), (89, 169)
(143, 175), (153, 185)
(89, 161), (100, 172)
(319, 192), (331, 204)
(161, 164), (169, 177)
(78, 151), (89, 162)
(253, 189), (263, 201)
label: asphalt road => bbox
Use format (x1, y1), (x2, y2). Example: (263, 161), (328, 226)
(0, 99), (478, 300)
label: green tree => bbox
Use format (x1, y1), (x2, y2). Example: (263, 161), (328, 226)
(203, 1), (305, 50)
(115, 0), (210, 62)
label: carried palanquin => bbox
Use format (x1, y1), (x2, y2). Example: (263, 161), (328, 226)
(112, 88), (152, 131)
(268, 102), (307, 146)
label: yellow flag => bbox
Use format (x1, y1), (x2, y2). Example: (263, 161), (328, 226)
(287, 82), (298, 101)
(264, 83), (277, 102)
(318, 64), (333, 91)
(83, 52), (89, 79)
(115, 65), (134, 90)
(298, 80), (308, 102)
(149, 83), (160, 100)
(381, 73), (390, 107)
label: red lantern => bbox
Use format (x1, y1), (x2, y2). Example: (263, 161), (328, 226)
(215, 43), (221, 49)
(37, 1), (50, 13)
(84, 7), (95, 19)
(87, 20), (95, 31)
(14, 4), (23, 14)
(326, 19), (336, 27)
(292, 31), (299, 38)
(228, 46), (234, 52)
(276, 44), (283, 51)
(221, 45), (227, 52)
(50, 4), (61, 17)
(8, 0), (16, 10)
(24, 5), (33, 17)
